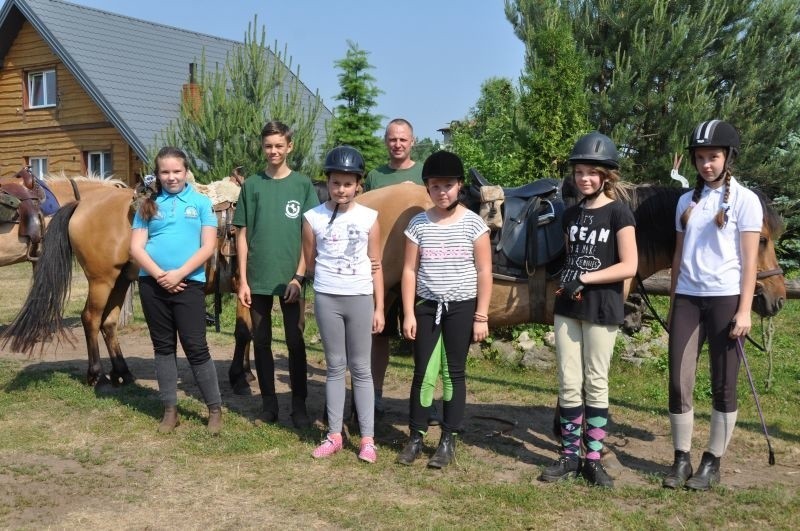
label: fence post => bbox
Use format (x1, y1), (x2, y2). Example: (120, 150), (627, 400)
(119, 283), (135, 328)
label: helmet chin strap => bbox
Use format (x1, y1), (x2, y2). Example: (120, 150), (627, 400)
(583, 182), (604, 200)
(327, 199), (352, 225)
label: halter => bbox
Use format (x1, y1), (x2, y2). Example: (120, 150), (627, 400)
(756, 267), (784, 280)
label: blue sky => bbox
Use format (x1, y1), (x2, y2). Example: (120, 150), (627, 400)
(3, 0), (526, 141)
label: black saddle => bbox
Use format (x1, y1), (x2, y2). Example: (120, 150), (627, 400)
(468, 169), (565, 278)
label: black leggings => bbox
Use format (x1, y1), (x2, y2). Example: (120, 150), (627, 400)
(409, 298), (475, 434)
(139, 277), (210, 365)
(668, 294), (740, 413)
(249, 294), (308, 398)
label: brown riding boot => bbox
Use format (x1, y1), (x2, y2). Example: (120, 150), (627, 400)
(207, 405), (223, 435)
(158, 405), (179, 433)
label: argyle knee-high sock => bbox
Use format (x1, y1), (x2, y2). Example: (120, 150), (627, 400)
(559, 404), (584, 458)
(584, 405), (609, 461)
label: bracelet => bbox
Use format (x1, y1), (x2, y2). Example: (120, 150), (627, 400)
(473, 312), (489, 323)
(292, 274), (305, 285)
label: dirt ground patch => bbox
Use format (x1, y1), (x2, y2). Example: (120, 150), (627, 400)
(1, 322), (799, 528)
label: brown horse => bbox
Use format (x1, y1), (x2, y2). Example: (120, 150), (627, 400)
(0, 173), (127, 267)
(2, 175), (255, 390)
(1, 182), (137, 387)
(357, 183), (786, 326)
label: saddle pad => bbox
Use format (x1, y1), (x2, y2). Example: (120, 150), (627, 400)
(37, 179), (60, 216)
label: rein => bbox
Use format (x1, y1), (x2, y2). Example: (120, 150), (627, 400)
(634, 273), (774, 353)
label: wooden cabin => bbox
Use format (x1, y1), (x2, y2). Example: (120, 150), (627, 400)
(0, 0), (330, 186)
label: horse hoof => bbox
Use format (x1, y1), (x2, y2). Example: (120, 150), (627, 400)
(94, 374), (116, 393)
(232, 380), (252, 396)
(109, 372), (136, 387)
(245, 371), (256, 384)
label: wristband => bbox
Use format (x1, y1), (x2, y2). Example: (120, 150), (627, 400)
(292, 274), (305, 285)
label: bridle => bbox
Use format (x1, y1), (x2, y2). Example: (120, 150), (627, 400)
(756, 267), (783, 280)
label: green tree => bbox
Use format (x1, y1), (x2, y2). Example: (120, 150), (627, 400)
(450, 78), (527, 186)
(506, 0), (589, 181)
(160, 16), (324, 183)
(411, 137), (441, 163)
(561, 0), (800, 188)
(326, 41), (385, 171)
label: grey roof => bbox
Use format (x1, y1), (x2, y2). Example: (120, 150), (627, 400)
(0, 0), (331, 160)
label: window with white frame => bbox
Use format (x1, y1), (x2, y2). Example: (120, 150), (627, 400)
(86, 151), (113, 178)
(28, 157), (48, 178)
(27, 69), (57, 108)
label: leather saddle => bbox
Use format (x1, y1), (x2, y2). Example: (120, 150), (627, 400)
(0, 166), (47, 260)
(468, 168), (565, 279)
(211, 200), (237, 293)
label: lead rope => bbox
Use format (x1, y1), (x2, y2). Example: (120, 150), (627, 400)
(635, 273), (771, 352)
(762, 316), (775, 390)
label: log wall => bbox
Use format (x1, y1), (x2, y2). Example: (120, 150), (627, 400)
(0, 22), (142, 185)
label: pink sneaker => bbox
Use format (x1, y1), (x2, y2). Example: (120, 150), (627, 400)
(358, 437), (378, 464)
(312, 433), (343, 459)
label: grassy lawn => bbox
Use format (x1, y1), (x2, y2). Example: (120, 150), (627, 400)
(1, 261), (799, 529)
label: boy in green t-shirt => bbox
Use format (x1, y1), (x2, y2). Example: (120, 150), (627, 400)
(233, 120), (319, 428)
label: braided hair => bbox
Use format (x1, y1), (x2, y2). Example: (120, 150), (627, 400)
(679, 167), (732, 230)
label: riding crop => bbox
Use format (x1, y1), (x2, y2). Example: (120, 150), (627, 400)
(735, 337), (775, 466)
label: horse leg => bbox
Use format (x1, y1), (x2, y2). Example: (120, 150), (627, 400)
(100, 272), (136, 386)
(229, 299), (254, 395)
(82, 279), (115, 388)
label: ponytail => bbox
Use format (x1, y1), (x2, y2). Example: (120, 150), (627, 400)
(137, 179), (161, 221)
(137, 146), (189, 221)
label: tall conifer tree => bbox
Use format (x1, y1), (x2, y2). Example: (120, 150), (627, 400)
(160, 16), (324, 183)
(326, 41), (385, 172)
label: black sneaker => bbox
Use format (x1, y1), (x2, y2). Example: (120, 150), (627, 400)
(539, 456), (581, 482)
(582, 460), (614, 488)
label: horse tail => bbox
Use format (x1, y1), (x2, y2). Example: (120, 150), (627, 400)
(1, 202), (79, 353)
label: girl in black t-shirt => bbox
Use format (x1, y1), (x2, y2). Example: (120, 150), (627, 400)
(538, 132), (637, 488)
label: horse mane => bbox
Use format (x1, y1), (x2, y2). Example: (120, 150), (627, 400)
(42, 172), (128, 188)
(752, 189), (784, 237)
(623, 185), (684, 267)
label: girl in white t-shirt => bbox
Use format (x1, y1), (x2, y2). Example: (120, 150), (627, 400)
(664, 120), (763, 491)
(302, 146), (384, 463)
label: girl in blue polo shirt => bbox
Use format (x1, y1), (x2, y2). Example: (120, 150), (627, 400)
(130, 147), (222, 435)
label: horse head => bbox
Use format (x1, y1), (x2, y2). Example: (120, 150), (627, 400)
(752, 190), (785, 317)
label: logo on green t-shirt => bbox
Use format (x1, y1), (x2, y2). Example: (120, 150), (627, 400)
(285, 200), (301, 219)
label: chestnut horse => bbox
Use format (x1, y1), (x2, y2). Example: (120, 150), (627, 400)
(1, 182), (137, 386)
(356, 183), (786, 327)
(0, 172), (128, 267)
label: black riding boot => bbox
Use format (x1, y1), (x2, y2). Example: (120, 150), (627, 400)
(685, 451), (720, 491)
(662, 450), (693, 489)
(396, 431), (424, 466)
(427, 432), (456, 469)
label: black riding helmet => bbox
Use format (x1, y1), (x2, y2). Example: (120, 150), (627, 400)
(421, 150), (464, 181)
(324, 145), (365, 177)
(687, 119), (740, 163)
(569, 131), (619, 169)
